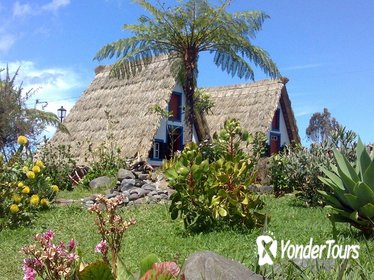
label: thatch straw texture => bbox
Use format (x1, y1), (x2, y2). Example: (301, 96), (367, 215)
(50, 57), (176, 163)
(205, 79), (300, 142)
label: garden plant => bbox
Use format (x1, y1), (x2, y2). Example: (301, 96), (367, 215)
(167, 119), (268, 232)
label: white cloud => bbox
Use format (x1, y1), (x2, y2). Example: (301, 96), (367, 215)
(42, 0), (71, 12)
(0, 34), (16, 53)
(12, 0), (70, 17)
(0, 60), (84, 115)
(13, 1), (34, 17)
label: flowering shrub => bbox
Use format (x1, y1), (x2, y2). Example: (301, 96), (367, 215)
(22, 229), (79, 280)
(88, 195), (136, 278)
(0, 136), (59, 228)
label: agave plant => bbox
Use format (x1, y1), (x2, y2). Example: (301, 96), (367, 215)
(319, 138), (374, 236)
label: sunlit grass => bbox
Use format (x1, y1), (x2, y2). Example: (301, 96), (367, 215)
(0, 195), (372, 279)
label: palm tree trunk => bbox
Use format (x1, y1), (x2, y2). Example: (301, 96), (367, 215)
(182, 50), (198, 145)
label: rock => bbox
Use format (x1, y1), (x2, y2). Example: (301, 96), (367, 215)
(147, 190), (158, 197)
(89, 176), (114, 189)
(134, 179), (146, 187)
(138, 173), (149, 180)
(120, 179), (136, 191)
(117, 169), (135, 181)
(122, 190), (130, 197)
(142, 183), (156, 192)
(127, 201), (134, 206)
(182, 251), (264, 280)
(129, 193), (139, 201)
(159, 193), (169, 200)
(130, 187), (149, 197)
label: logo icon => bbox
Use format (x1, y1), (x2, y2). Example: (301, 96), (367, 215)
(256, 235), (277, 265)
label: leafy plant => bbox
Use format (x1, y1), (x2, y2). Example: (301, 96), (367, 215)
(0, 136), (58, 229)
(269, 154), (290, 196)
(270, 126), (357, 206)
(319, 138), (374, 236)
(167, 119), (267, 232)
(0, 66), (67, 161)
(40, 140), (77, 191)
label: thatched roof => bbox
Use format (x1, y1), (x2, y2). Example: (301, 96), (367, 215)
(205, 78), (300, 143)
(50, 57), (177, 163)
(51, 58), (299, 164)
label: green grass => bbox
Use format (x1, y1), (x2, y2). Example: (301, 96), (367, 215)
(0, 195), (372, 279)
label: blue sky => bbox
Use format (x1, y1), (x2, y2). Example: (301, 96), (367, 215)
(1, 0), (373, 145)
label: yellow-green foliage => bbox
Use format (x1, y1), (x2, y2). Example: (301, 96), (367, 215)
(166, 119), (267, 232)
(0, 136), (58, 229)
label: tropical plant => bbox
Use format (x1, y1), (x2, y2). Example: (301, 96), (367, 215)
(167, 119), (267, 232)
(270, 126), (358, 206)
(319, 138), (374, 236)
(0, 136), (59, 229)
(95, 0), (279, 144)
(0, 66), (67, 160)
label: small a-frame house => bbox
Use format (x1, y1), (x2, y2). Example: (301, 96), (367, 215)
(205, 78), (300, 155)
(50, 57), (299, 165)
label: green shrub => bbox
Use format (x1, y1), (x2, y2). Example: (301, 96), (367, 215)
(40, 140), (77, 191)
(270, 126), (357, 206)
(0, 136), (58, 229)
(319, 138), (374, 236)
(167, 119), (267, 232)
(269, 154), (290, 196)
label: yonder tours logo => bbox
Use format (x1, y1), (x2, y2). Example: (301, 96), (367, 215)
(256, 235), (360, 266)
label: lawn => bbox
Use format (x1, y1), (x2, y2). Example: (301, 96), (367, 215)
(0, 194), (372, 279)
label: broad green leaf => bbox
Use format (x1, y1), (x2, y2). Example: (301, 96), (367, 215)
(333, 149), (359, 182)
(79, 261), (115, 280)
(320, 167), (344, 190)
(356, 138), (371, 178)
(343, 194), (360, 210)
(318, 190), (343, 209)
(165, 168), (178, 180)
(218, 207), (227, 217)
(117, 257), (133, 280)
(359, 203), (374, 219)
(242, 195), (249, 205)
(139, 253), (160, 277)
(336, 168), (356, 193)
(363, 161), (374, 188)
(178, 166), (189, 176)
(354, 182), (374, 207)
(319, 176), (344, 191)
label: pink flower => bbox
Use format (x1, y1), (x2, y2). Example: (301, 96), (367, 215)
(68, 239), (76, 251)
(22, 261), (37, 280)
(95, 240), (108, 254)
(42, 229), (55, 242)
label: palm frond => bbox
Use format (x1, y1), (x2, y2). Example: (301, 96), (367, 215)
(25, 109), (69, 134)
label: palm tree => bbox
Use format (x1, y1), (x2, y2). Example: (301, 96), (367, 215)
(95, 0), (280, 144)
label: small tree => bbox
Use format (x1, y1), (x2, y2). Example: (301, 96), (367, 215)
(0, 66), (67, 160)
(306, 108), (340, 144)
(95, 0), (280, 145)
